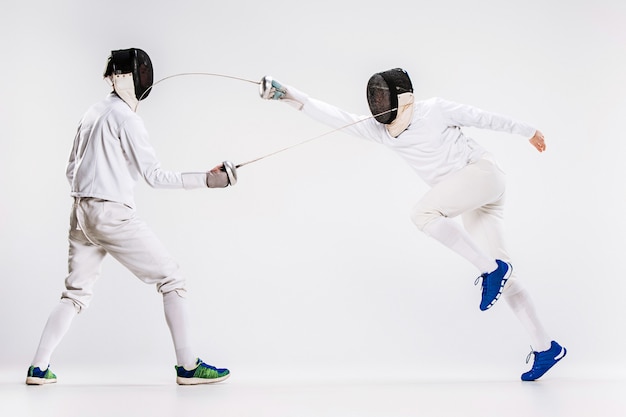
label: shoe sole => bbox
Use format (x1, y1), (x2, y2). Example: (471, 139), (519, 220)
(176, 374), (230, 385)
(25, 377), (57, 385)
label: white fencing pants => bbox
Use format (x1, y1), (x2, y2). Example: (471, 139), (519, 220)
(63, 198), (187, 310)
(411, 157), (509, 276)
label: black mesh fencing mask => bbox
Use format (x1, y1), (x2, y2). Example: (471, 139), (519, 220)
(366, 68), (413, 124)
(104, 48), (154, 101)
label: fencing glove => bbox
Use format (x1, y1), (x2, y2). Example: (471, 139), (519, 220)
(259, 76), (306, 110)
(207, 161), (238, 188)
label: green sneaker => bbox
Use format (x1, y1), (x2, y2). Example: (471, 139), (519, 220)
(175, 358), (230, 385)
(26, 366), (57, 385)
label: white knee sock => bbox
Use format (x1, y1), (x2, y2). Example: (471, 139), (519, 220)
(31, 299), (78, 369)
(423, 217), (498, 274)
(163, 291), (196, 368)
(503, 281), (551, 351)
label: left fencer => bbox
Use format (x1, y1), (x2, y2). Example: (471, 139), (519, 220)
(26, 48), (236, 386)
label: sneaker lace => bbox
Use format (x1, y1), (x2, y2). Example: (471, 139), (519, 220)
(525, 346), (536, 364)
(474, 274), (486, 286)
(474, 274), (487, 294)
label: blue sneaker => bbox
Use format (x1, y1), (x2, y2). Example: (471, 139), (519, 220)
(521, 340), (567, 381)
(26, 366), (57, 385)
(474, 260), (512, 311)
(175, 358), (230, 385)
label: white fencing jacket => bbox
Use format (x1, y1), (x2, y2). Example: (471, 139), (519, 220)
(66, 93), (207, 208)
(291, 88), (536, 186)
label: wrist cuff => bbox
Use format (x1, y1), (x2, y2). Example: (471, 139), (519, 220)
(181, 172), (209, 189)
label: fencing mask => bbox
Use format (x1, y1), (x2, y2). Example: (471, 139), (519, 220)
(103, 48), (153, 111)
(366, 68), (414, 137)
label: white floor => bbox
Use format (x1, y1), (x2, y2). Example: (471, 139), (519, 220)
(2, 372), (624, 417)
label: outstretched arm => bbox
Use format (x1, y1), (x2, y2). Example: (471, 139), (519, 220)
(436, 98), (534, 135)
(259, 75), (388, 143)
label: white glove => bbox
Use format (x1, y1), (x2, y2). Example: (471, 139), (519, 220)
(259, 76), (305, 110)
(206, 161), (237, 187)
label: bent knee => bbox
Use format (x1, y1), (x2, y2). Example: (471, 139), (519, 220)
(157, 275), (187, 295)
(410, 205), (444, 232)
(60, 296), (86, 313)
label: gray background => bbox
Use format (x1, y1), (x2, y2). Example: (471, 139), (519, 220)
(1, 0), (624, 381)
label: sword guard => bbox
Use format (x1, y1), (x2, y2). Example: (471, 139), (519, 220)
(221, 160), (238, 186)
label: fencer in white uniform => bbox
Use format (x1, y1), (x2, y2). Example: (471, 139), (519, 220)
(260, 68), (566, 381)
(26, 48), (235, 386)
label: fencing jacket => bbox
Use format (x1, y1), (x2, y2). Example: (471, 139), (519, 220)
(66, 93), (207, 208)
(292, 88), (536, 187)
